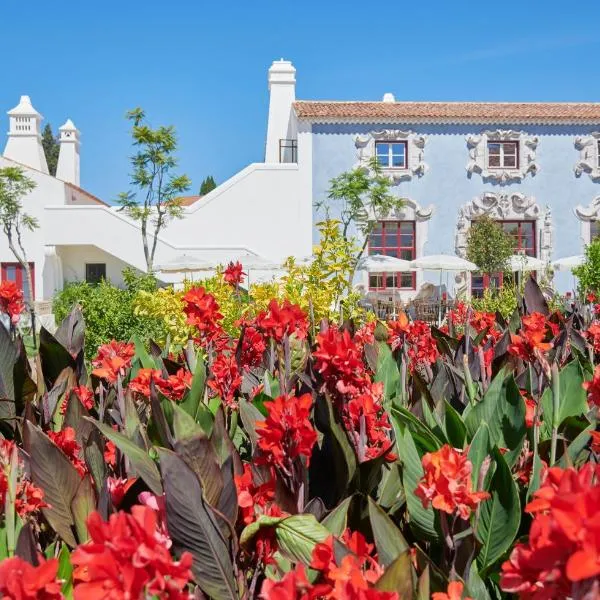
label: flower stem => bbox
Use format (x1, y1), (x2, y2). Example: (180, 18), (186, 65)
(550, 363), (560, 465)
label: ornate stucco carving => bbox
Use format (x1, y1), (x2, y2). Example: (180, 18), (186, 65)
(354, 129), (428, 183)
(455, 192), (552, 263)
(574, 133), (600, 181)
(574, 196), (600, 245)
(466, 129), (539, 183)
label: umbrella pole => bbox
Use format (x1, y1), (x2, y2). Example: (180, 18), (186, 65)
(438, 269), (443, 327)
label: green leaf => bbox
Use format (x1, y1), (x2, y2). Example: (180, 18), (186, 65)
(238, 398), (264, 450)
(374, 550), (414, 597)
(367, 497), (409, 567)
(85, 418), (162, 495)
(70, 475), (95, 543)
(131, 334), (156, 370)
(557, 424), (594, 468)
(540, 361), (588, 440)
(467, 561), (491, 600)
(467, 423), (491, 489)
(180, 355), (206, 420)
(241, 514), (330, 567)
(57, 544), (74, 599)
(391, 406), (443, 453)
(443, 401), (466, 448)
(158, 449), (238, 599)
(172, 402), (204, 440)
(392, 418), (439, 542)
(464, 370), (526, 454)
(476, 447), (521, 571)
(38, 327), (76, 389)
(375, 342), (400, 401)
(24, 422), (80, 547)
(322, 495), (353, 536)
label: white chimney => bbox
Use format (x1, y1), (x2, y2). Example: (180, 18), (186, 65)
(56, 118), (80, 186)
(382, 93), (396, 103)
(3, 95), (49, 173)
(265, 59), (296, 163)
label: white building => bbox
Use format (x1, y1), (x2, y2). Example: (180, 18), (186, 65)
(0, 59), (312, 305)
(3, 58), (600, 306)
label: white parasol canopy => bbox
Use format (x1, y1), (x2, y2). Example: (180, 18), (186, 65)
(357, 254), (414, 273)
(155, 255), (212, 273)
(232, 255), (281, 270)
(552, 255), (584, 271)
(507, 254), (546, 272)
(409, 254), (479, 271)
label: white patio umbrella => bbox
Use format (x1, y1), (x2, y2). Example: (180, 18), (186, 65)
(356, 254), (414, 272)
(409, 254), (479, 324)
(508, 254), (546, 272)
(155, 255), (212, 273)
(552, 255), (584, 271)
(231, 254), (282, 287)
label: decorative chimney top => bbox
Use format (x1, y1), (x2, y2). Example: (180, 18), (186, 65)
(382, 93), (396, 103)
(268, 59), (296, 89)
(7, 95), (43, 118)
(59, 119), (80, 141)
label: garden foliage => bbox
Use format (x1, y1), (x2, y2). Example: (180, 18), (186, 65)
(1, 271), (599, 599)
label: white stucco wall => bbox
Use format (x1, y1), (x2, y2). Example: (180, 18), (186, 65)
(58, 245), (134, 288)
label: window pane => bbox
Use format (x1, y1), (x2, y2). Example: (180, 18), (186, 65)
(503, 143), (517, 156)
(384, 221), (399, 233)
(400, 234), (414, 248)
(5, 266), (16, 282)
(377, 155), (390, 167)
(504, 155), (516, 168)
(592, 221), (600, 240)
(391, 154), (406, 168)
(503, 223), (518, 236)
(376, 143), (389, 155)
(385, 274), (396, 288)
(399, 222), (413, 234)
(384, 248), (399, 257)
(369, 274), (382, 288)
(488, 155), (501, 167)
(488, 143), (501, 155)
(399, 273), (413, 288)
(369, 233), (383, 248)
(400, 249), (414, 260)
(86, 263), (107, 284)
(391, 143), (405, 155)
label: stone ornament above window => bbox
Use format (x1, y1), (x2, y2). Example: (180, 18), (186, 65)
(354, 129), (428, 183)
(574, 133), (600, 181)
(574, 195), (600, 222)
(466, 130), (539, 183)
(455, 192), (552, 262)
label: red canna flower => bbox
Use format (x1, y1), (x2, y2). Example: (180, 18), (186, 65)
(156, 368), (193, 401)
(256, 299), (308, 343)
(501, 464), (600, 597)
(0, 280), (25, 324)
(433, 581), (472, 600)
(106, 476), (137, 508)
(508, 312), (554, 363)
(48, 427), (87, 477)
(223, 261), (245, 286)
(128, 368), (163, 398)
(138, 491), (172, 549)
(353, 321), (376, 352)
(583, 364), (600, 408)
(183, 286), (223, 336)
(256, 393), (317, 476)
(415, 445), (490, 520)
(0, 556), (62, 599)
(104, 440), (117, 467)
(71, 506), (193, 600)
(207, 353), (242, 408)
(584, 321), (600, 353)
(0, 440), (47, 517)
(587, 292), (597, 304)
(520, 389), (538, 429)
(405, 320), (440, 370)
(260, 563), (318, 600)
(387, 312), (411, 351)
(92, 341), (135, 384)
(234, 464), (278, 525)
(239, 326), (267, 370)
(590, 430), (600, 454)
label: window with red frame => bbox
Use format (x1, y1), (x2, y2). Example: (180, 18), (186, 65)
(471, 220), (535, 298)
(1, 263), (35, 301)
(368, 221), (415, 290)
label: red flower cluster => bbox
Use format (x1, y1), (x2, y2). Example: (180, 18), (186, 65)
(0, 556), (62, 599)
(501, 463), (600, 598)
(183, 286), (224, 345)
(223, 261), (245, 286)
(584, 321), (600, 353)
(207, 353), (242, 408)
(387, 315), (439, 371)
(235, 464), (279, 525)
(239, 326), (267, 370)
(48, 427), (87, 477)
(520, 389), (538, 429)
(128, 367), (193, 401)
(255, 299), (308, 343)
(0, 439), (47, 518)
(433, 581), (472, 600)
(508, 312), (554, 363)
(256, 393), (317, 476)
(0, 280), (24, 324)
(261, 530), (398, 600)
(92, 341), (135, 384)
(583, 364), (600, 408)
(71, 506), (193, 600)
(314, 326), (394, 462)
(415, 444), (490, 520)
(129, 368), (163, 397)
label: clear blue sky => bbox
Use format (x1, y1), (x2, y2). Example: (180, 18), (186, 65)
(1, 0), (599, 202)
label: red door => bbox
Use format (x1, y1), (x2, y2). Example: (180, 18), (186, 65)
(1, 263), (35, 301)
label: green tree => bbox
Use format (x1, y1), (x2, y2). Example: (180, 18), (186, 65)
(466, 216), (514, 276)
(317, 158), (404, 283)
(199, 175), (216, 195)
(117, 108), (191, 272)
(573, 238), (600, 297)
(0, 167), (39, 339)
(41, 124), (60, 176)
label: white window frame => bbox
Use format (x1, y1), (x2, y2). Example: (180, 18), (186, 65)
(487, 141), (519, 170)
(375, 141), (407, 170)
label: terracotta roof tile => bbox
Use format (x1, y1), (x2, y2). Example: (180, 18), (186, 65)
(293, 101), (600, 124)
(176, 195), (203, 206)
